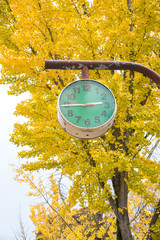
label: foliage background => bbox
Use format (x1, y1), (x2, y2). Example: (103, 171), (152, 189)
(0, 0), (160, 239)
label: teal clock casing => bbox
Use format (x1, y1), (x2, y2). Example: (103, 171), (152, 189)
(57, 79), (117, 139)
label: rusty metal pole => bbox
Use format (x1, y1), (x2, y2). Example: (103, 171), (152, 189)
(45, 60), (160, 88)
(81, 65), (89, 79)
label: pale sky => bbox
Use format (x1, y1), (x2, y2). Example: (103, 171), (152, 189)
(0, 85), (34, 240)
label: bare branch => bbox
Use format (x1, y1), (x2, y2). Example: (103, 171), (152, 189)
(147, 139), (160, 160)
(17, 167), (80, 239)
(144, 200), (160, 240)
(12, 209), (33, 240)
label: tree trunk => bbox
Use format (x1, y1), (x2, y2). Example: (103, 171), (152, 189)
(113, 3), (133, 238)
(146, 200), (160, 240)
(117, 219), (122, 240)
(112, 170), (133, 240)
(118, 209), (132, 240)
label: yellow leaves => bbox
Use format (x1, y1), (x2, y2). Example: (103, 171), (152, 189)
(118, 208), (124, 214)
(96, 225), (106, 238)
(128, 191), (160, 239)
(1, 0), (160, 238)
(26, 171), (113, 239)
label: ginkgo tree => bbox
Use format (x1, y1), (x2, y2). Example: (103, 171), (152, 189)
(13, 160), (160, 240)
(0, 0), (160, 239)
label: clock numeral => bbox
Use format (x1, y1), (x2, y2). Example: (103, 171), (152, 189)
(66, 94), (75, 100)
(95, 87), (99, 94)
(104, 102), (110, 108)
(101, 110), (107, 117)
(63, 101), (70, 108)
(85, 118), (91, 126)
(73, 87), (80, 94)
(75, 116), (81, 123)
(95, 116), (100, 123)
(82, 84), (91, 91)
(67, 110), (73, 117)
(101, 93), (107, 100)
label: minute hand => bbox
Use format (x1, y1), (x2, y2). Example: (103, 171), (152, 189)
(61, 102), (102, 107)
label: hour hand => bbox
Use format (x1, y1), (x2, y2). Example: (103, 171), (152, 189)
(61, 102), (102, 107)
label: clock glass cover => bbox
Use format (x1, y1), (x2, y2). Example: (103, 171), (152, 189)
(58, 79), (116, 129)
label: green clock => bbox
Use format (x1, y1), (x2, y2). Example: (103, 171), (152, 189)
(57, 79), (117, 139)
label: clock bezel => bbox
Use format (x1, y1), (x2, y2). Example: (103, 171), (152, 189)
(57, 79), (117, 139)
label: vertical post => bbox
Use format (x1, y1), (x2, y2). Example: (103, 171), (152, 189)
(82, 65), (89, 79)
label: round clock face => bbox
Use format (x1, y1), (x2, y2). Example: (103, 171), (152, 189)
(58, 80), (116, 131)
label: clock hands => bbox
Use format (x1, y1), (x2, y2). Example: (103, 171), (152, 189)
(61, 102), (103, 107)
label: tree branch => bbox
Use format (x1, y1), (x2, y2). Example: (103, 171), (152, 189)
(145, 200), (160, 240)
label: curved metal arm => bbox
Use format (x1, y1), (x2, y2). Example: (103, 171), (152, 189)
(45, 60), (160, 88)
